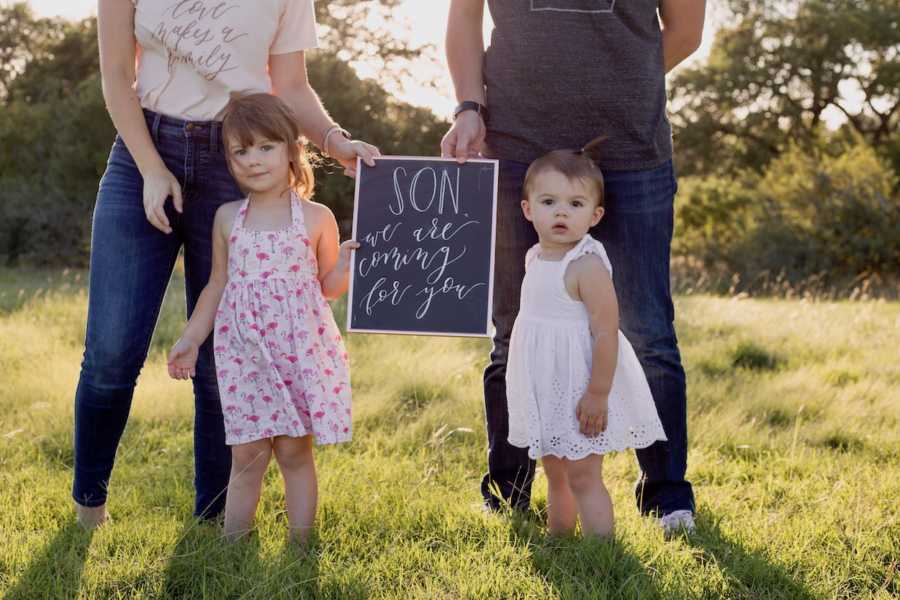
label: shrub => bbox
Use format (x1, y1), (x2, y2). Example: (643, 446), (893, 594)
(674, 136), (900, 292)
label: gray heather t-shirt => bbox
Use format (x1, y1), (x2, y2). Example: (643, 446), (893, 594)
(484, 0), (672, 170)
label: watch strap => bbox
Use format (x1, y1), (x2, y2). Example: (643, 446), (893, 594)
(453, 100), (489, 122)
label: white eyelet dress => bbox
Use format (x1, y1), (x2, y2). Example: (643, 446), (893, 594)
(505, 235), (667, 460)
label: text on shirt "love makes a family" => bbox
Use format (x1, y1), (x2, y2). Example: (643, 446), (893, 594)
(154, 1), (248, 81)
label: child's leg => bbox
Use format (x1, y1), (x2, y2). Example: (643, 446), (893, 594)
(272, 435), (317, 543)
(541, 456), (578, 535)
(566, 454), (614, 537)
(223, 439), (272, 540)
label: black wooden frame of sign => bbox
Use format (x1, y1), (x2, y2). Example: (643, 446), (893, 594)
(346, 156), (499, 337)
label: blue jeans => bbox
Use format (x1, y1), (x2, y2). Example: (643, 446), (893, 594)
(482, 159), (695, 516)
(72, 110), (243, 518)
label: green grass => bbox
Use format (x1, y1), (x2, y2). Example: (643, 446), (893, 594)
(0, 267), (898, 599)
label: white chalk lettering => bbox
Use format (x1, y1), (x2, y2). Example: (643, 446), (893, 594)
(440, 168), (461, 215)
(410, 168), (437, 213)
(358, 245), (466, 284)
(361, 277), (412, 316)
(390, 167), (407, 216)
(363, 222), (403, 249)
(415, 279), (487, 319)
(390, 166), (463, 216)
(412, 218), (479, 243)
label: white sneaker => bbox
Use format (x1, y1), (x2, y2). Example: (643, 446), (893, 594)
(659, 510), (696, 536)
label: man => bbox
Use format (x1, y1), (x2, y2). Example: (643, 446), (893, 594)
(441, 0), (706, 534)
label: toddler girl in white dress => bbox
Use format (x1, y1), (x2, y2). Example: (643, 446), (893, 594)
(506, 139), (668, 537)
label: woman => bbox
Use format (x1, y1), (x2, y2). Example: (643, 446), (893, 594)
(73, 0), (379, 527)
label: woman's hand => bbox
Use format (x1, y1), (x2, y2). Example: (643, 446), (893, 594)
(167, 338), (199, 380)
(329, 137), (381, 178)
(576, 390), (609, 438)
(143, 165), (184, 234)
(100, 0), (181, 235)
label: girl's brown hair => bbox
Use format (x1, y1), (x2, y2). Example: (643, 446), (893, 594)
(522, 136), (606, 207)
(221, 93), (316, 198)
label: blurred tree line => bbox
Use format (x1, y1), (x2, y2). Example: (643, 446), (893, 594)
(0, 1), (445, 266)
(669, 0), (899, 294)
(0, 0), (898, 296)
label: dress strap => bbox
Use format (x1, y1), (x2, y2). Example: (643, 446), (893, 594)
(562, 235), (613, 277)
(290, 191), (306, 227)
(524, 243), (541, 272)
(230, 197), (251, 235)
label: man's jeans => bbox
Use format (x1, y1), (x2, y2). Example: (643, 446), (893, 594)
(482, 159), (695, 516)
(72, 110), (242, 518)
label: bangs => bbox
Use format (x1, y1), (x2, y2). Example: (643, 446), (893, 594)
(219, 92), (316, 198)
(222, 95), (296, 150)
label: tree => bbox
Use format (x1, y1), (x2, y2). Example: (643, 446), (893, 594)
(5, 16), (98, 104)
(0, 3), (67, 99)
(669, 0), (900, 177)
(0, 3), (446, 266)
(673, 135), (899, 289)
(315, 0), (417, 66)
(308, 52), (446, 231)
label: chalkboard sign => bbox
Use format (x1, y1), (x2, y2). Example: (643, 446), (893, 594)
(347, 156), (498, 336)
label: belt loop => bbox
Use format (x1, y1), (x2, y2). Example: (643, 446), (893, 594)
(151, 112), (162, 144)
(211, 120), (219, 153)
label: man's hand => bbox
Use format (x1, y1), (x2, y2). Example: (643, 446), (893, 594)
(576, 390), (609, 438)
(440, 111), (486, 163)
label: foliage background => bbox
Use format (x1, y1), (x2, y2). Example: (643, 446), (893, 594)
(0, 1), (445, 266)
(668, 0), (900, 296)
(0, 0), (898, 296)
(0, 3), (897, 597)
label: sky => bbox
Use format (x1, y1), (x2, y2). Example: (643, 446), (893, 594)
(21, 0), (718, 119)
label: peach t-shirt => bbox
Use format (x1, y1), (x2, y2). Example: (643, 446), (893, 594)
(133, 0), (318, 121)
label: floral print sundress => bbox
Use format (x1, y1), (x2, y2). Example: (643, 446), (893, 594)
(213, 192), (352, 446)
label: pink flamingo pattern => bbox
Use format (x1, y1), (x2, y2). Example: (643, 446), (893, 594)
(214, 192), (351, 446)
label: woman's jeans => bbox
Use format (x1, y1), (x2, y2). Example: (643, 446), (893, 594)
(73, 110), (242, 518)
(482, 159), (696, 516)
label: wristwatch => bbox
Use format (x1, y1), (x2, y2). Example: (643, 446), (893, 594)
(453, 100), (489, 123)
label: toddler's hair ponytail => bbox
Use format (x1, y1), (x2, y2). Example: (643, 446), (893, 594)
(579, 135), (607, 162)
(523, 135), (607, 207)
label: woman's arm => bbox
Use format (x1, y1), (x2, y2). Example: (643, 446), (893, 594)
(98, 0), (184, 233)
(311, 204), (358, 300)
(440, 0), (487, 162)
(269, 51), (380, 178)
(167, 205), (233, 378)
(571, 255), (620, 437)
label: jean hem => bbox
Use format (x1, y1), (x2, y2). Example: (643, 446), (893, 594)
(72, 493), (107, 508)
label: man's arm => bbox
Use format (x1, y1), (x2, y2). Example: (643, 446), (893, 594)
(441, 0), (487, 162)
(659, 0), (707, 73)
(446, 0), (486, 105)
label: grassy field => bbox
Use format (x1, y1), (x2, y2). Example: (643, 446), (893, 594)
(0, 267), (898, 599)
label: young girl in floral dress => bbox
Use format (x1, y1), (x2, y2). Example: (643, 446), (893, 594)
(168, 93), (368, 542)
